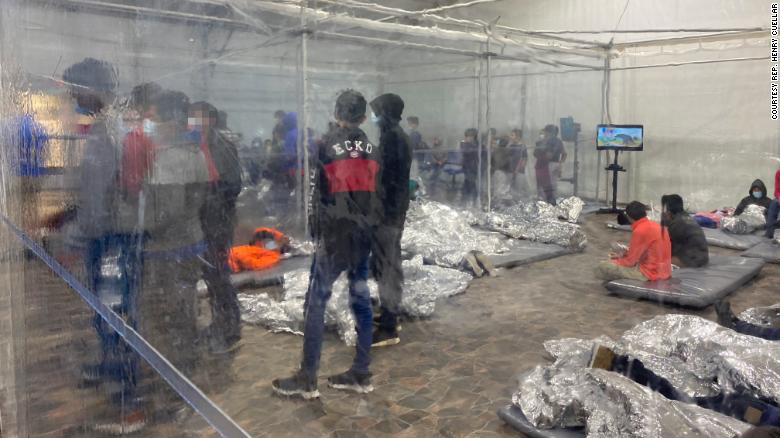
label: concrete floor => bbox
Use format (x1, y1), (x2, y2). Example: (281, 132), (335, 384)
(11, 212), (780, 437)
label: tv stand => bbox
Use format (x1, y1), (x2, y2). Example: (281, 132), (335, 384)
(597, 151), (626, 214)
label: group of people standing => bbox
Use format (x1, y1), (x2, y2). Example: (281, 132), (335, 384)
(59, 57), (242, 433)
(412, 120), (567, 206)
(63, 59), (418, 420)
(272, 90), (413, 399)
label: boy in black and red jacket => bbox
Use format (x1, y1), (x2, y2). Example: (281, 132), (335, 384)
(273, 90), (381, 399)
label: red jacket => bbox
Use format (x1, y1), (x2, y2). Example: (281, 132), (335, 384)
(121, 128), (156, 196)
(774, 169), (780, 200)
(613, 217), (672, 281)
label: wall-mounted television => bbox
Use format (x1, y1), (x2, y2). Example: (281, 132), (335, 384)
(596, 124), (643, 151)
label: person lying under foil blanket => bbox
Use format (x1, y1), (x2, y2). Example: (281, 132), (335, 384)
(515, 314), (780, 436)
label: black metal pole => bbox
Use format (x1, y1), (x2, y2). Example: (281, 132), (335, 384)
(611, 151), (619, 211)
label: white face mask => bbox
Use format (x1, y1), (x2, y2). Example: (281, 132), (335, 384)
(370, 112), (381, 125)
(142, 118), (157, 136)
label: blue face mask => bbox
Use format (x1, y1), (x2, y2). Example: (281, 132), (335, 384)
(371, 112), (381, 125)
(752, 191), (764, 199)
(75, 104), (92, 116)
(186, 128), (202, 143)
(142, 119), (157, 136)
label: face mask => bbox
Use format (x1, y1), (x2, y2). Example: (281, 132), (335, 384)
(75, 104), (92, 116)
(185, 129), (202, 143)
(752, 191), (764, 199)
(370, 112), (381, 125)
(142, 119), (157, 136)
(116, 119), (132, 137)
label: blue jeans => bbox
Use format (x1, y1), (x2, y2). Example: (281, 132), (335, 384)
(301, 231), (373, 378)
(85, 233), (144, 402)
(765, 199), (779, 238)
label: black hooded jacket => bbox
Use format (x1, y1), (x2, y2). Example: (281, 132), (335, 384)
(735, 179), (772, 216)
(310, 124), (382, 253)
(370, 94), (412, 227)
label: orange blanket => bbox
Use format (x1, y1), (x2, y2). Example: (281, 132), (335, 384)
(228, 227), (290, 273)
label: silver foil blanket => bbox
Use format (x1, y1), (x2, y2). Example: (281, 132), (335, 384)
(514, 363), (750, 437)
(542, 314), (780, 401)
(722, 204), (766, 234)
(401, 200), (515, 268)
(739, 303), (780, 328)
(238, 256), (471, 345)
(476, 198), (587, 251)
(619, 314), (780, 404)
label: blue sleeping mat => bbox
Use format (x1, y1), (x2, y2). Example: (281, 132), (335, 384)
(606, 222), (765, 251)
(741, 241), (780, 264)
(497, 405), (584, 438)
(487, 242), (571, 269)
(605, 255), (765, 308)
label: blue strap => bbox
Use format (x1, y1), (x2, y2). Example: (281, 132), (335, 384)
(0, 215), (250, 438)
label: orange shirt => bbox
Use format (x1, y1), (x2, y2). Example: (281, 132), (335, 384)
(613, 217), (672, 281)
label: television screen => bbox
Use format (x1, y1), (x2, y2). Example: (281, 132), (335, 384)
(596, 124), (643, 151)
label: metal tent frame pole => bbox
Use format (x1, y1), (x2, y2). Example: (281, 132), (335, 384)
(476, 45), (484, 210)
(300, 1), (311, 238)
(485, 37), (494, 212)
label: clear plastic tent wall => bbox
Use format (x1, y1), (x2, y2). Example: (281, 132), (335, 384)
(0, 0), (776, 436)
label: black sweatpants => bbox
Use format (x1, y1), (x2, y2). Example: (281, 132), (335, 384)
(200, 185), (241, 340)
(371, 225), (405, 330)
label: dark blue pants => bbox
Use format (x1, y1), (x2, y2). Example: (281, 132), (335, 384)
(612, 355), (780, 426)
(301, 231), (373, 378)
(733, 319), (780, 341)
(765, 199), (779, 239)
(85, 233), (144, 402)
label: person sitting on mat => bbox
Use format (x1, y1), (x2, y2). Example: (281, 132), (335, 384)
(661, 194), (709, 268)
(735, 179), (772, 216)
(596, 200), (672, 282)
(715, 301), (780, 341)
(764, 170), (780, 239)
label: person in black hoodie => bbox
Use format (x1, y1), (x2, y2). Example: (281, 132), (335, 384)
(273, 90), (381, 399)
(461, 128), (480, 206)
(188, 102), (243, 352)
(735, 179), (771, 216)
(661, 194), (709, 268)
(368, 93), (412, 348)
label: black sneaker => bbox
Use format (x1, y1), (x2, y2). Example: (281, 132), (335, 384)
(272, 370), (319, 399)
(588, 344), (616, 371)
(372, 327), (400, 348)
(715, 300), (737, 329)
(91, 409), (147, 435)
(372, 315), (402, 332)
(327, 369), (373, 394)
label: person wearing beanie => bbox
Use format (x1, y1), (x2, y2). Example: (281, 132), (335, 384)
(368, 93), (412, 348)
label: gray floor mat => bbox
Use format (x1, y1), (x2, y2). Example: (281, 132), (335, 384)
(497, 405), (584, 438)
(230, 256), (312, 288)
(487, 242), (571, 269)
(605, 255), (765, 308)
(606, 222), (765, 250)
(741, 241), (780, 264)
